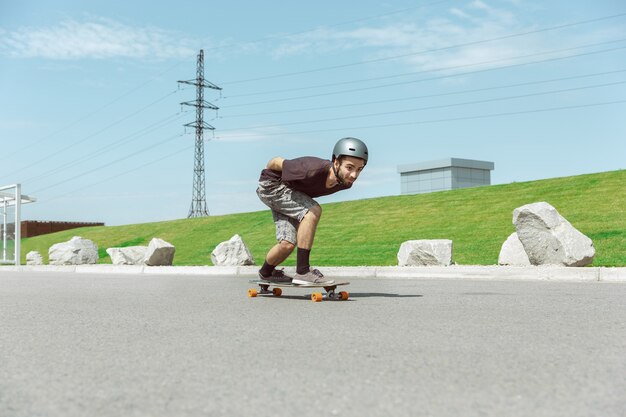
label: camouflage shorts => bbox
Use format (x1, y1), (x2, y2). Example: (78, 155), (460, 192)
(256, 179), (318, 245)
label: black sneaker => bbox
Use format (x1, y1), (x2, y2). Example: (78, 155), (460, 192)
(258, 268), (293, 283)
(292, 268), (334, 285)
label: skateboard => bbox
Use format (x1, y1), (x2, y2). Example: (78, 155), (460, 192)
(248, 279), (350, 302)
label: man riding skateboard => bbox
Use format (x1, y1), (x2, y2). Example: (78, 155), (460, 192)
(256, 137), (369, 285)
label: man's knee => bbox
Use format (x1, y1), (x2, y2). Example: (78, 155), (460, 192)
(305, 204), (322, 222)
(278, 240), (296, 253)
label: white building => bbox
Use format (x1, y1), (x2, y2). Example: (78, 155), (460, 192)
(398, 158), (495, 195)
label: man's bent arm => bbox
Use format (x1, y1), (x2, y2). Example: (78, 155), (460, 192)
(266, 157), (285, 171)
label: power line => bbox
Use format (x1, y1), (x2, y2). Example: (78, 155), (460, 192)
(219, 12), (626, 85)
(220, 41), (626, 108)
(214, 100), (626, 140)
(29, 133), (183, 195)
(222, 69), (626, 118)
(36, 144), (194, 206)
(21, 112), (186, 185)
(5, 63), (186, 160)
(225, 38), (626, 99)
(2, 89), (180, 182)
(217, 81), (626, 132)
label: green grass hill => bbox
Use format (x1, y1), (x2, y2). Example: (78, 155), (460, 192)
(20, 170), (626, 267)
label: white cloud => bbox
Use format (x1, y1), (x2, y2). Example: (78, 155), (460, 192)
(450, 8), (472, 20)
(470, 0), (490, 11)
(0, 18), (196, 60)
(266, 1), (622, 74)
(268, 3), (531, 72)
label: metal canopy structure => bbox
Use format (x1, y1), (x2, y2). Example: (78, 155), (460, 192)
(0, 184), (36, 265)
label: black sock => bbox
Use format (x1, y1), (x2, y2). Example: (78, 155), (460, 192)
(259, 261), (276, 277)
(296, 248), (311, 275)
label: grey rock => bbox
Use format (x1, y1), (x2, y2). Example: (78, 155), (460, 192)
(513, 202), (595, 267)
(498, 232), (531, 266)
(211, 234), (255, 266)
(143, 238), (175, 266)
(398, 239), (453, 266)
(26, 251), (43, 266)
(49, 236), (98, 265)
(106, 246), (147, 265)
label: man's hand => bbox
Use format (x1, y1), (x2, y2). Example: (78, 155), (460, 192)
(266, 157), (285, 171)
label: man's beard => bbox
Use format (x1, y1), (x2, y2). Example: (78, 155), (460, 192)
(337, 169), (353, 186)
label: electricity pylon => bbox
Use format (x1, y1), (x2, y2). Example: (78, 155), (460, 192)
(178, 49), (221, 218)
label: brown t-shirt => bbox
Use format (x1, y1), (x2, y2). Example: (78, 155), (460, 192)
(259, 156), (351, 198)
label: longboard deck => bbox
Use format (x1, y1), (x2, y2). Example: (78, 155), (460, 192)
(249, 279), (349, 288)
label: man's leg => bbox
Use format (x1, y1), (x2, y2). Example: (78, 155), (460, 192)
(295, 205), (321, 274)
(265, 240), (296, 266)
(292, 204), (333, 283)
(258, 240), (295, 280)
(296, 204), (321, 250)
(259, 212), (298, 281)
(260, 205), (323, 278)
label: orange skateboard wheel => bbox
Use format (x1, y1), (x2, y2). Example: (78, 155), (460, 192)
(248, 288), (258, 298)
(339, 291), (349, 301)
(272, 288), (282, 297)
(311, 292), (323, 302)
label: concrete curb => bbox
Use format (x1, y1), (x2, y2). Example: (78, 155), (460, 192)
(1, 264), (625, 282)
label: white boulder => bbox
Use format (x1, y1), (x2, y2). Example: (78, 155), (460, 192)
(211, 234), (255, 266)
(106, 246), (147, 265)
(498, 232), (531, 266)
(49, 236), (98, 265)
(143, 238), (175, 266)
(398, 239), (453, 266)
(513, 202), (595, 267)
(26, 251), (44, 266)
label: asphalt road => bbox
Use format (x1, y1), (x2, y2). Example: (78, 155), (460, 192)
(0, 271), (624, 417)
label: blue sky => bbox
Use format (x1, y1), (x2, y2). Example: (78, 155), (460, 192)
(1, 0), (625, 226)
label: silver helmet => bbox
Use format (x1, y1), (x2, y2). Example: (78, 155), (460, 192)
(332, 137), (369, 165)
